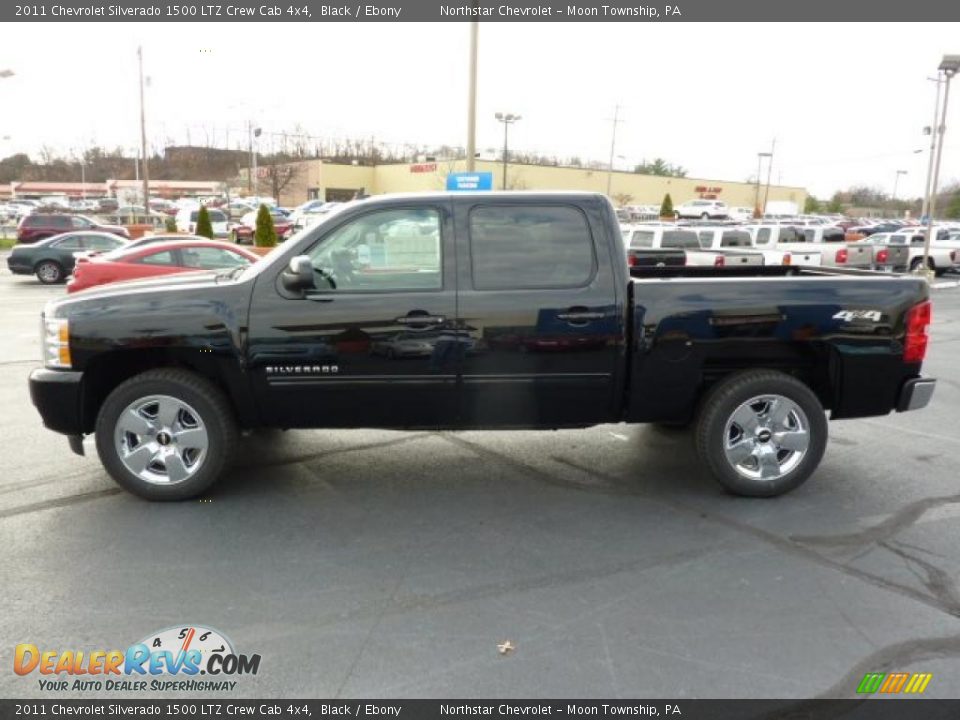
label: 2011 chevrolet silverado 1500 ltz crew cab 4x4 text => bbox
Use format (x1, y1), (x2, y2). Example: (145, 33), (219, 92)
(29, 193), (936, 501)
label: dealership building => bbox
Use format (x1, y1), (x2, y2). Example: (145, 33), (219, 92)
(245, 158), (808, 210)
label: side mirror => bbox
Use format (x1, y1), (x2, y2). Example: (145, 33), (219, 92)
(281, 255), (315, 293)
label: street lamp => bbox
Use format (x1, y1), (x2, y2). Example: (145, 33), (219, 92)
(248, 123), (262, 194)
(494, 112), (521, 190)
(922, 54), (960, 276)
(891, 169), (907, 214)
(754, 152), (771, 215)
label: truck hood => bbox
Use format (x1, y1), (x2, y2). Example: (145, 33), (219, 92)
(54, 270), (232, 307)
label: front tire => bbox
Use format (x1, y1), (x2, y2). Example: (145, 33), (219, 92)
(95, 369), (238, 500)
(695, 370), (827, 497)
(35, 260), (64, 284)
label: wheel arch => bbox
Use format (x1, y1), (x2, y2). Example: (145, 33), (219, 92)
(79, 349), (258, 433)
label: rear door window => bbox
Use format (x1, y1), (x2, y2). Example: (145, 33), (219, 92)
(52, 235), (84, 250)
(137, 250), (178, 266)
(469, 205), (595, 290)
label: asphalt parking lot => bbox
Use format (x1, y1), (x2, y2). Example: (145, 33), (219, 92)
(2, 256), (960, 701)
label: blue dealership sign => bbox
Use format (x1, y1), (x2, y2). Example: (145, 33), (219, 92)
(446, 172), (493, 191)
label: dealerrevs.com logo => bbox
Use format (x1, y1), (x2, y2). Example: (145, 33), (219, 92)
(14, 625), (261, 692)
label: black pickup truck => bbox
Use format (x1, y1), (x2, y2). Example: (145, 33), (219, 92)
(30, 192), (936, 501)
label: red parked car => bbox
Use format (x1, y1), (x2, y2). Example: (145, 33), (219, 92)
(231, 208), (294, 244)
(67, 239), (259, 294)
(17, 213), (130, 244)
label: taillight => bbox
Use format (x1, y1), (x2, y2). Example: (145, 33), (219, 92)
(835, 248), (848, 264)
(951, 251), (956, 263)
(904, 300), (932, 364)
(782, 253), (791, 266)
(714, 255), (725, 267)
(627, 255), (637, 267)
(876, 248), (888, 264)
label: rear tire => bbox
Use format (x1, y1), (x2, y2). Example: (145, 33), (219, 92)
(95, 369), (238, 501)
(695, 370), (827, 497)
(35, 260), (64, 284)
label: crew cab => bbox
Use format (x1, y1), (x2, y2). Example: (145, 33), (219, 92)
(29, 192), (936, 501)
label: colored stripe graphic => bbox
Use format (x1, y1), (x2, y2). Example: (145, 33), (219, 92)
(880, 672), (909, 693)
(904, 673), (933, 694)
(858, 672), (931, 694)
(857, 673), (885, 694)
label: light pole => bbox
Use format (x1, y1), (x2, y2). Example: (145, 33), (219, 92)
(494, 112), (521, 190)
(891, 169), (907, 215)
(922, 55), (959, 276)
(754, 152), (771, 216)
(920, 76), (943, 222)
(248, 122), (262, 195)
(465, 20), (478, 172)
(137, 47), (150, 210)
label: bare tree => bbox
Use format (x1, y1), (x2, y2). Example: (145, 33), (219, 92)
(259, 160), (302, 205)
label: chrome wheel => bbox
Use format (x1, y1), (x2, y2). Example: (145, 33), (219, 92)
(723, 394), (809, 481)
(114, 394), (209, 485)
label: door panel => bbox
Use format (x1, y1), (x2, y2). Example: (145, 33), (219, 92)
(453, 199), (623, 428)
(247, 202), (459, 429)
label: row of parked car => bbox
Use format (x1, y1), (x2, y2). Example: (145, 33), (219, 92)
(6, 231), (261, 287)
(620, 219), (960, 275)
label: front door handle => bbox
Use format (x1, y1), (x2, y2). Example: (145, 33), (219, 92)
(557, 308), (605, 325)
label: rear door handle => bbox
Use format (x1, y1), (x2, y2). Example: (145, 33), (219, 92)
(395, 315), (446, 326)
(557, 311), (605, 322)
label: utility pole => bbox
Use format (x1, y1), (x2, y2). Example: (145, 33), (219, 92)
(465, 19), (478, 172)
(762, 138), (776, 213)
(138, 46), (150, 210)
(923, 57), (958, 275)
(606, 104), (622, 196)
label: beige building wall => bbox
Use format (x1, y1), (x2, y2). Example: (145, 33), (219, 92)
(248, 158), (808, 211)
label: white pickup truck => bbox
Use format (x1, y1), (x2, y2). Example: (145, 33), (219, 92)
(871, 232), (958, 275)
(741, 225), (822, 267)
(692, 227), (773, 266)
(622, 225), (761, 268)
(743, 224), (870, 269)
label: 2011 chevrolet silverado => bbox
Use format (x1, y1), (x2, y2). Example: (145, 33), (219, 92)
(29, 192), (936, 501)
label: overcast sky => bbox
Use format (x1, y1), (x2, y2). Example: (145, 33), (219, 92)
(1, 22), (957, 198)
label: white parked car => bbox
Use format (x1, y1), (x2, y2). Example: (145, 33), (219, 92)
(675, 199), (728, 220)
(174, 207), (230, 238)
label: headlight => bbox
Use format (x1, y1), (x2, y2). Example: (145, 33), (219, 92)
(42, 316), (71, 369)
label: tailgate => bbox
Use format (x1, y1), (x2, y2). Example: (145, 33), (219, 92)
(789, 250), (822, 266)
(875, 245), (910, 270)
(719, 251), (764, 266)
(844, 243), (874, 268)
(627, 249), (686, 267)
